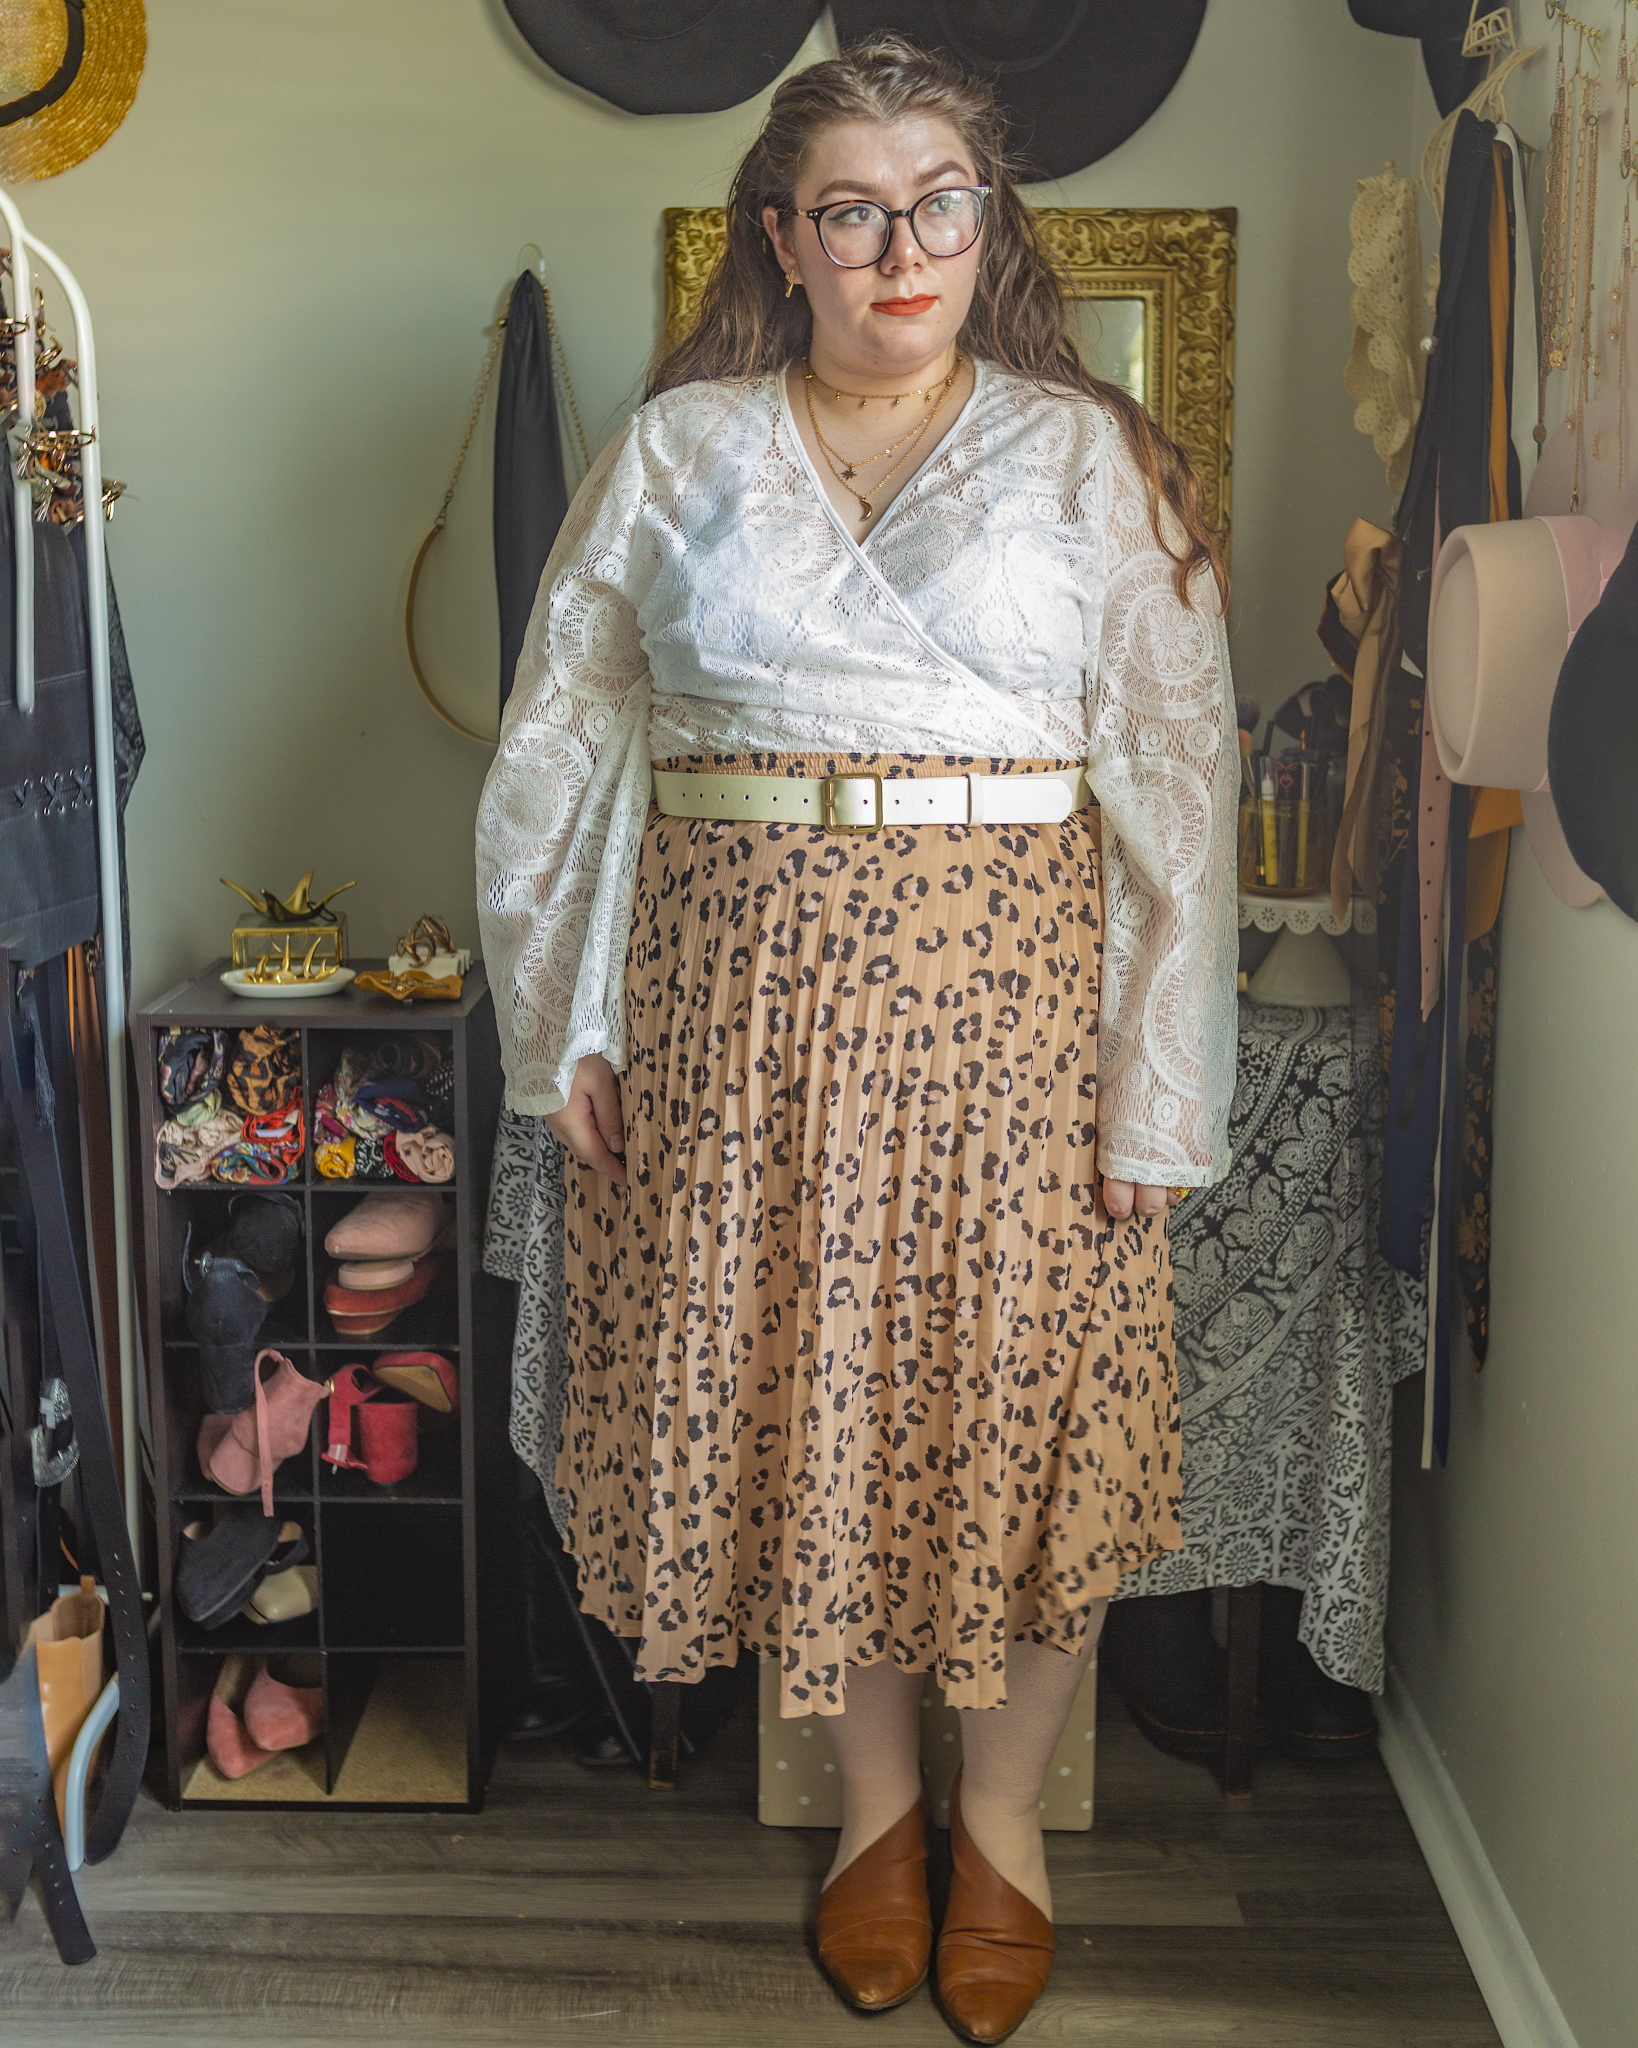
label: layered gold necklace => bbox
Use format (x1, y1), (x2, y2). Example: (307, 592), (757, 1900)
(802, 351), (962, 524)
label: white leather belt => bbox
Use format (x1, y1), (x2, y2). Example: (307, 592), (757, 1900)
(652, 766), (1092, 832)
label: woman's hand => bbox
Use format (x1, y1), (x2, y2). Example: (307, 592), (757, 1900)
(1101, 1178), (1183, 1221)
(546, 1054), (627, 1185)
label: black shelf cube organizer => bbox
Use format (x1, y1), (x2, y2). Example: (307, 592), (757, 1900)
(136, 962), (511, 1809)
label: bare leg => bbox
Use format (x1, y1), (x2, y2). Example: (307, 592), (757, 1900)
(955, 1601), (1107, 1920)
(823, 1659), (926, 1887)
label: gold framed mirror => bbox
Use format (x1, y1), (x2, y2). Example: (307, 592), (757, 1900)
(662, 205), (1236, 536)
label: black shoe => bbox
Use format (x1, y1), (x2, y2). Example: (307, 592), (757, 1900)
(1257, 1585), (1378, 1762)
(176, 1512), (308, 1629)
(1100, 1589), (1254, 1761)
(506, 1477), (608, 1743)
(505, 1679), (598, 1743)
(183, 1195), (302, 1413)
(568, 1692), (735, 1772)
(220, 1192), (302, 1282)
(572, 1715), (636, 1769)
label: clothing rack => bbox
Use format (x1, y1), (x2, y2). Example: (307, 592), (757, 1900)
(0, 187), (140, 1556)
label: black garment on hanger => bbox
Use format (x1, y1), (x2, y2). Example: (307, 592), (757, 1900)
(0, 379), (145, 975)
(1385, 112), (1515, 1457)
(1384, 115), (1498, 1264)
(494, 271), (570, 720)
(1397, 112), (1505, 671)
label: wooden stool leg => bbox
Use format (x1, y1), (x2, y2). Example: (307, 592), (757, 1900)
(1224, 1583), (1261, 1799)
(648, 1682), (681, 1789)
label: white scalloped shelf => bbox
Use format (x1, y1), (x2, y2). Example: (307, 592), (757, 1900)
(1238, 889), (1376, 936)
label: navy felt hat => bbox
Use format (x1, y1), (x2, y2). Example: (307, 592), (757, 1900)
(831, 1), (1208, 180)
(1547, 524), (1638, 922)
(502, 1), (824, 115)
(1348, 1), (1487, 118)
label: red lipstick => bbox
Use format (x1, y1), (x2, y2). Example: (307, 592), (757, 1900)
(872, 294), (937, 315)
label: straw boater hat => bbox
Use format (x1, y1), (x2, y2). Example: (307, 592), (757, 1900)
(0, 0), (146, 183)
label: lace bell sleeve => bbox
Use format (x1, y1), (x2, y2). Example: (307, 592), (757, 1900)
(475, 419), (656, 1116)
(1085, 432), (1238, 1186)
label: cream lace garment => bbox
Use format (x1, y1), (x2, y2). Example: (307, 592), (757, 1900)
(475, 362), (1238, 1184)
(1345, 163), (1425, 496)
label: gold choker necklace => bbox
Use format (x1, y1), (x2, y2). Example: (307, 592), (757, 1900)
(804, 354), (962, 410)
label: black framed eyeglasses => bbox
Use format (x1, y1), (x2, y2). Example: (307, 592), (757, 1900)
(792, 186), (990, 268)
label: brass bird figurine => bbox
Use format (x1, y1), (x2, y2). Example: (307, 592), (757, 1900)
(221, 870), (356, 924)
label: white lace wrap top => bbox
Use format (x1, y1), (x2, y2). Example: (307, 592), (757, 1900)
(475, 361), (1238, 1185)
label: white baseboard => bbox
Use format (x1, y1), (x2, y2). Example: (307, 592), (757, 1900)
(1378, 1661), (1578, 2048)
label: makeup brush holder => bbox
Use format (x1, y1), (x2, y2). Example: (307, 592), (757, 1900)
(1238, 798), (1330, 898)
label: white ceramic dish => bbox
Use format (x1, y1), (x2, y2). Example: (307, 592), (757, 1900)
(220, 966), (356, 1000)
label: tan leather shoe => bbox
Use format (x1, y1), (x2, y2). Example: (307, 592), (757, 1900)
(936, 1773), (1055, 2045)
(816, 1797), (932, 2011)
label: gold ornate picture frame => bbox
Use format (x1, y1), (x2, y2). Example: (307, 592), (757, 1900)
(662, 205), (1236, 536)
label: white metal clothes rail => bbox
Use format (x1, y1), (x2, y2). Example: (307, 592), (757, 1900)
(0, 186), (140, 1557)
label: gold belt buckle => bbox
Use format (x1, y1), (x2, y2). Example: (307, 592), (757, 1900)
(820, 771), (885, 833)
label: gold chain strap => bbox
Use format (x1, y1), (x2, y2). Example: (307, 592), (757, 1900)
(545, 288), (591, 475)
(405, 283), (587, 745)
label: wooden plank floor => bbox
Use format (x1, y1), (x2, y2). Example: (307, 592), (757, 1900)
(0, 1676), (1501, 2048)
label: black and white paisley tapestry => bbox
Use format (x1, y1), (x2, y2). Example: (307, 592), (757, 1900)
(1115, 999), (1425, 1694)
(483, 1105), (573, 1535)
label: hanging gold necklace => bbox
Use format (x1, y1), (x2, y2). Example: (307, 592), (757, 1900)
(1537, 4), (1606, 485)
(1614, 4), (1637, 483)
(1571, 60), (1601, 509)
(805, 353), (962, 410)
(1538, 16), (1575, 439)
(802, 356), (959, 523)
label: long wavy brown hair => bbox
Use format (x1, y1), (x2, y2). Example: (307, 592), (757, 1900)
(647, 35), (1225, 608)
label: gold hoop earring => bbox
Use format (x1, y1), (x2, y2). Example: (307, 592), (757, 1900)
(785, 269), (799, 298)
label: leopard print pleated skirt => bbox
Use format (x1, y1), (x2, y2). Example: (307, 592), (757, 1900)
(560, 753), (1181, 1717)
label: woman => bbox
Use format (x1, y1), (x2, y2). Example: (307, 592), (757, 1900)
(477, 35), (1235, 2044)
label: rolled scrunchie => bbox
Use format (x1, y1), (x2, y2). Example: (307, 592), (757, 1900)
(389, 1125), (454, 1184)
(315, 1137), (356, 1180)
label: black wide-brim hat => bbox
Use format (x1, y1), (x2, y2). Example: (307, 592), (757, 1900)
(1348, 2), (1487, 118)
(1547, 525), (1638, 923)
(503, 0), (824, 115)
(830, 1), (1208, 181)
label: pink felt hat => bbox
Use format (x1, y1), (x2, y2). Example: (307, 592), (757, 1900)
(1426, 512), (1634, 905)
(323, 1190), (448, 1262)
